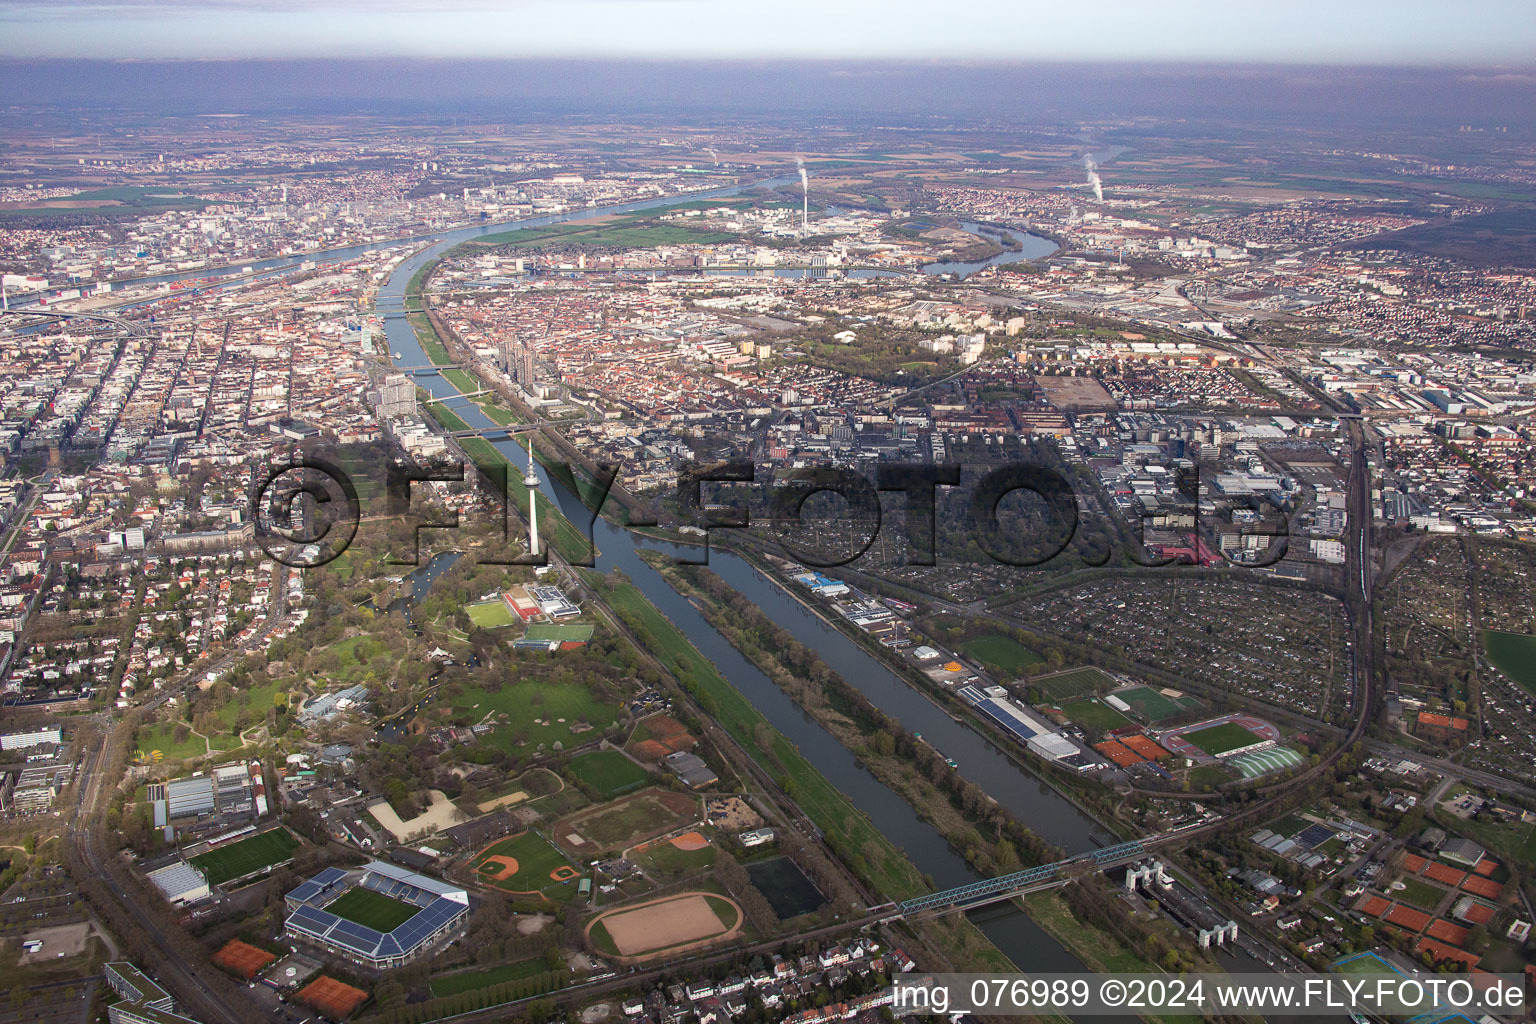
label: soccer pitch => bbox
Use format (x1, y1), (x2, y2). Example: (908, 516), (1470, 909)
(1035, 667), (1115, 700)
(326, 887), (420, 932)
(960, 635), (1042, 675)
(189, 828), (300, 885)
(1182, 721), (1263, 757)
(1059, 698), (1133, 733)
(467, 599), (517, 629)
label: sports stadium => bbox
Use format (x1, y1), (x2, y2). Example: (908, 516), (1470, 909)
(284, 861), (469, 969)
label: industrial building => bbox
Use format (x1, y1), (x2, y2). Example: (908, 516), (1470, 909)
(147, 861), (211, 907)
(148, 761), (261, 836)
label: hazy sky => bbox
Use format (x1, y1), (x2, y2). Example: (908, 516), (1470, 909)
(3, 0), (1535, 63)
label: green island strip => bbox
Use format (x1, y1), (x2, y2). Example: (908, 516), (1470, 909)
(590, 572), (924, 899)
(586, 570), (1018, 973)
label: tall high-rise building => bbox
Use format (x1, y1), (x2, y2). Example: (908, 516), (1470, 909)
(379, 373), (416, 419)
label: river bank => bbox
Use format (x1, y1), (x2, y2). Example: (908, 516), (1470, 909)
(646, 553), (1066, 877)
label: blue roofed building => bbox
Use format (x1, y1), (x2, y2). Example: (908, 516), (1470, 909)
(283, 861), (469, 969)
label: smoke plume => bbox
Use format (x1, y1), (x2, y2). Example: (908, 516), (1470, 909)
(1083, 155), (1103, 202)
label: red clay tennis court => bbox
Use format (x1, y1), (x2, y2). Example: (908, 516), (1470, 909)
(1422, 861), (1466, 886)
(296, 976), (368, 1018)
(1093, 740), (1143, 767)
(1384, 904), (1432, 931)
(1472, 858), (1499, 876)
(1455, 899), (1496, 925)
(1401, 853), (1428, 873)
(1120, 734), (1169, 760)
(1461, 875), (1503, 899)
(211, 939), (276, 980)
(1425, 919), (1469, 945)
(1355, 894), (1391, 918)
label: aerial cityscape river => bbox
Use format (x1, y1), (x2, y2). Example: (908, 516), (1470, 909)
(366, 187), (1111, 973)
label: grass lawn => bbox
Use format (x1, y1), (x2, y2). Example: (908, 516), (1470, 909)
(1483, 630), (1536, 695)
(477, 403), (521, 427)
(406, 311), (452, 364)
(633, 839), (716, 878)
(471, 831), (574, 895)
(326, 887), (420, 932)
(1114, 684), (1205, 723)
(447, 678), (618, 752)
(1058, 697), (1134, 733)
(467, 599), (517, 629)
(1182, 721), (1262, 757)
(1034, 666), (1115, 700)
(562, 788), (696, 849)
(429, 959), (548, 998)
(1391, 874), (1446, 911)
(1188, 764), (1232, 789)
(960, 634), (1042, 676)
(564, 750), (649, 799)
(1446, 813), (1536, 870)
(136, 721), (205, 761)
(211, 677), (289, 735)
(190, 828), (300, 885)
(441, 367), (481, 394)
(425, 401), (471, 432)
(588, 920), (618, 957)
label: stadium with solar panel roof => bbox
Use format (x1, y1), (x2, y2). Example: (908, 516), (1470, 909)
(283, 861), (470, 969)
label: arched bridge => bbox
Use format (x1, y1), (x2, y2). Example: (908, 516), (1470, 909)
(899, 840), (1148, 916)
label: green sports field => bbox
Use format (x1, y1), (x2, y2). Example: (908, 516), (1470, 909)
(467, 599), (517, 629)
(960, 635), (1042, 676)
(470, 831), (576, 896)
(1058, 698), (1133, 733)
(565, 750), (649, 799)
(1112, 684), (1205, 723)
(1035, 667), (1115, 701)
(190, 828), (300, 885)
(1182, 721), (1263, 757)
(326, 887), (420, 932)
(1483, 630), (1536, 695)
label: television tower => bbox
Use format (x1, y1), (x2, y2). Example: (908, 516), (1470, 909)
(524, 438), (541, 559)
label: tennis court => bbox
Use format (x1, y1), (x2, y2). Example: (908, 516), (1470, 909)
(296, 976), (368, 1018)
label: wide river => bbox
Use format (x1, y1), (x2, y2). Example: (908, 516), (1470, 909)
(362, 183), (1133, 976)
(371, 186), (1314, 1011)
